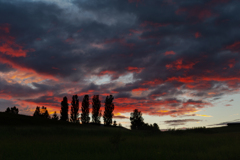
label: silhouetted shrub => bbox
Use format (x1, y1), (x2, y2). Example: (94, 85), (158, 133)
(5, 106), (19, 114)
(103, 95), (114, 126)
(113, 120), (117, 127)
(33, 106), (50, 118)
(33, 106), (41, 117)
(70, 95), (79, 123)
(60, 96), (69, 121)
(92, 95), (102, 124)
(52, 111), (59, 120)
(81, 95), (90, 124)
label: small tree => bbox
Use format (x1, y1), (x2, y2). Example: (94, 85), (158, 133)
(92, 95), (101, 124)
(5, 106), (19, 114)
(5, 107), (11, 113)
(113, 120), (117, 127)
(153, 123), (160, 131)
(81, 95), (90, 124)
(130, 109), (144, 130)
(40, 106), (50, 119)
(52, 111), (59, 120)
(33, 106), (41, 117)
(70, 95), (79, 123)
(33, 106), (50, 118)
(60, 96), (69, 121)
(103, 95), (114, 126)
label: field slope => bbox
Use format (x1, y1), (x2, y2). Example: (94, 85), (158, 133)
(0, 112), (240, 160)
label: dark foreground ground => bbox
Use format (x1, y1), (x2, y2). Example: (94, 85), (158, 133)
(0, 112), (240, 160)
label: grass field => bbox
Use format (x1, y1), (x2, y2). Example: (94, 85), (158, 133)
(0, 112), (240, 160)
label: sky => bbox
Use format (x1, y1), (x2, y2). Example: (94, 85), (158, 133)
(0, 0), (240, 130)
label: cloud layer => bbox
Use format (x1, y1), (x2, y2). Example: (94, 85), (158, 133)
(0, 0), (240, 122)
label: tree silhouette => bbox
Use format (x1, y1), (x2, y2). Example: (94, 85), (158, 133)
(153, 123), (160, 131)
(33, 106), (50, 118)
(52, 111), (59, 120)
(92, 95), (101, 124)
(81, 95), (90, 124)
(70, 95), (79, 123)
(33, 106), (41, 117)
(60, 96), (69, 121)
(103, 95), (114, 126)
(130, 109), (144, 130)
(40, 106), (50, 118)
(5, 107), (11, 113)
(5, 106), (19, 114)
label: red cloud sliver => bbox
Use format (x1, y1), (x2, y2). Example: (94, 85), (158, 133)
(164, 51), (176, 55)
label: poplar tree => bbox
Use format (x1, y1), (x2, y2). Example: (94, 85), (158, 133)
(103, 95), (114, 126)
(70, 95), (79, 123)
(92, 95), (101, 124)
(81, 95), (90, 124)
(60, 96), (69, 121)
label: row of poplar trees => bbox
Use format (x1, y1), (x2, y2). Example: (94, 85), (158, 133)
(60, 95), (114, 125)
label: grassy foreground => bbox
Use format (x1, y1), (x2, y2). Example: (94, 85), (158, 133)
(0, 112), (240, 160)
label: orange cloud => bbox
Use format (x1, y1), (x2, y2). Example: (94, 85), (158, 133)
(164, 51), (176, 55)
(126, 66), (144, 73)
(65, 38), (74, 43)
(195, 114), (212, 117)
(0, 23), (10, 33)
(195, 32), (201, 38)
(186, 82), (211, 89)
(142, 79), (163, 86)
(166, 59), (198, 70)
(226, 41), (240, 52)
(132, 88), (148, 92)
(0, 24), (34, 57)
(0, 57), (58, 82)
(113, 97), (211, 118)
(227, 59), (236, 68)
(167, 76), (195, 83)
(150, 92), (167, 100)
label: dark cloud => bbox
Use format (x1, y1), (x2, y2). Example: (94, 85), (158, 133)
(164, 119), (201, 126)
(208, 119), (240, 126)
(0, 0), (240, 119)
(113, 115), (129, 119)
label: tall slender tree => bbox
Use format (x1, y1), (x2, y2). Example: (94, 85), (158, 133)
(70, 95), (79, 123)
(60, 96), (69, 121)
(92, 95), (101, 124)
(81, 95), (90, 124)
(103, 95), (114, 126)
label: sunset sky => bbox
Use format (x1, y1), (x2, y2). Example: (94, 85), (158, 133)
(0, 0), (240, 129)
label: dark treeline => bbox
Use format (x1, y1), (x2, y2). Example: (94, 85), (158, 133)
(130, 109), (160, 131)
(4, 95), (160, 131)
(35, 94), (117, 126)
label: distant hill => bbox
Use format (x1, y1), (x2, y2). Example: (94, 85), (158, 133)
(0, 112), (71, 126)
(0, 112), (130, 131)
